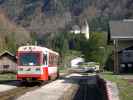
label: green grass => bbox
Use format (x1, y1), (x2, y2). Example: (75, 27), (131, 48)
(101, 71), (133, 100)
(59, 67), (67, 73)
(0, 73), (16, 81)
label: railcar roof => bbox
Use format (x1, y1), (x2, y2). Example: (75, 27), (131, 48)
(18, 45), (59, 55)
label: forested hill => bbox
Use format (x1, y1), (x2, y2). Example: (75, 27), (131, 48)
(0, 0), (133, 34)
(0, 11), (32, 53)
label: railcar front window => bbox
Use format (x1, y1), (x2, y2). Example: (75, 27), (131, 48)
(19, 53), (40, 66)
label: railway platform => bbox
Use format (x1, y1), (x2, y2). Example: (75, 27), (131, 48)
(0, 84), (16, 92)
(0, 80), (20, 92)
(0, 73), (118, 100)
(16, 74), (80, 100)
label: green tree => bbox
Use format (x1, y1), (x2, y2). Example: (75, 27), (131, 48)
(81, 32), (108, 64)
(30, 32), (38, 44)
(5, 33), (17, 53)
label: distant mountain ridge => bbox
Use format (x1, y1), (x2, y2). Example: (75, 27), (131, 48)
(0, 0), (133, 33)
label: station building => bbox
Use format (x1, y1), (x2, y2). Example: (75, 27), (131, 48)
(70, 20), (90, 40)
(109, 20), (133, 73)
(0, 51), (17, 73)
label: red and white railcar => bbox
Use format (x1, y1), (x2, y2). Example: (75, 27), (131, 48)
(16, 45), (59, 81)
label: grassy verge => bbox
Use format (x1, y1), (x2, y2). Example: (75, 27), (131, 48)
(100, 71), (133, 100)
(59, 67), (68, 73)
(0, 73), (16, 81)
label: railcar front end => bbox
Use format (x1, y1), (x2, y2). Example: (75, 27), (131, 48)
(16, 46), (59, 82)
(16, 47), (49, 82)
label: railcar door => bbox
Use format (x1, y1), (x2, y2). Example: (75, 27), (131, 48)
(41, 52), (48, 80)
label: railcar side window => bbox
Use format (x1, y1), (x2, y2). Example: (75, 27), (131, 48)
(49, 55), (51, 64)
(43, 54), (47, 65)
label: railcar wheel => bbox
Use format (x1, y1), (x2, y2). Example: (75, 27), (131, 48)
(20, 79), (28, 86)
(57, 71), (59, 79)
(48, 76), (51, 80)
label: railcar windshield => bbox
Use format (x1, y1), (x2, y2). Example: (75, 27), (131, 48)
(19, 53), (40, 66)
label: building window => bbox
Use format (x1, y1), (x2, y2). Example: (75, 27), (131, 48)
(3, 65), (9, 69)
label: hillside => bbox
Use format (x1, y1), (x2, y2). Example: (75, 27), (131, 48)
(0, 0), (72, 34)
(0, 0), (133, 34)
(0, 11), (32, 53)
(0, 0), (118, 66)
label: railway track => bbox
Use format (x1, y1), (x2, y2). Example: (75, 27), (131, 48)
(0, 81), (50, 100)
(0, 72), (69, 100)
(0, 72), (86, 100)
(73, 76), (104, 100)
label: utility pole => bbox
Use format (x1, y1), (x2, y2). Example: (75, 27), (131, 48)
(113, 39), (119, 74)
(99, 46), (105, 71)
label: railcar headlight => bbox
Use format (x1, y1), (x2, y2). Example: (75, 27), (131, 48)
(36, 68), (40, 71)
(121, 64), (125, 68)
(128, 64), (132, 67)
(27, 68), (31, 71)
(19, 68), (23, 71)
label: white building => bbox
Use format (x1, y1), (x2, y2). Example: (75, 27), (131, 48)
(71, 57), (85, 68)
(70, 20), (90, 39)
(70, 25), (81, 34)
(80, 21), (90, 39)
